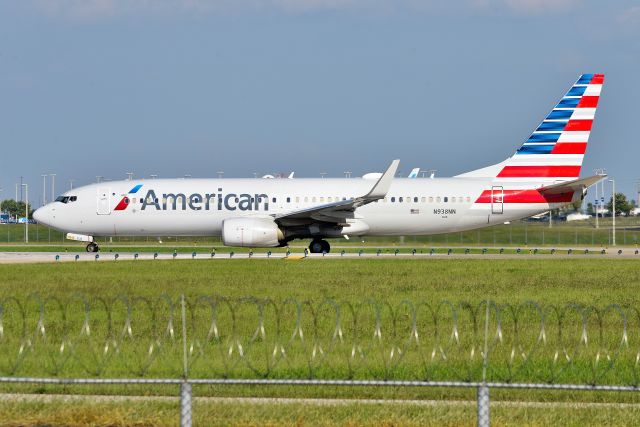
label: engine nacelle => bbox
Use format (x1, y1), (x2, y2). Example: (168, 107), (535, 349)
(221, 217), (284, 247)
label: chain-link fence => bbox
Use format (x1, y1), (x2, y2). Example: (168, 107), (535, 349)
(3, 218), (640, 246)
(2, 295), (640, 426)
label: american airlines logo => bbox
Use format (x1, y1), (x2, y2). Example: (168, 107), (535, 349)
(140, 189), (270, 212)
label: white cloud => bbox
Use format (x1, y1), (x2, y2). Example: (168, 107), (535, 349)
(29, 0), (365, 18)
(25, 0), (585, 20)
(503, 0), (582, 14)
(618, 6), (640, 24)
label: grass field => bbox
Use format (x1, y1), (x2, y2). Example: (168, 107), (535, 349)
(1, 258), (640, 426)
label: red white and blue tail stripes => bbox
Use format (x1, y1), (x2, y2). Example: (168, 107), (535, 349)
(498, 73), (603, 180)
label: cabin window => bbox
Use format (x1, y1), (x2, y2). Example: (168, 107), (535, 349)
(421, 197), (426, 203)
(272, 197), (277, 203)
(391, 197), (396, 203)
(320, 197), (325, 203)
(304, 197), (309, 203)
(328, 197), (333, 202)
(466, 197), (471, 203)
(429, 197), (434, 203)
(312, 197), (317, 203)
(451, 197), (456, 203)
(399, 197), (403, 202)
(286, 197), (291, 203)
(444, 197), (448, 202)
(436, 197), (441, 203)
(413, 197), (418, 203)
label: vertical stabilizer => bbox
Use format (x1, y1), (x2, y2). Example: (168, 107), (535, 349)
(456, 73), (604, 181)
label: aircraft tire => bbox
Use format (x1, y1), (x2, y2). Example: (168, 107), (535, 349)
(309, 239), (330, 254)
(86, 242), (99, 253)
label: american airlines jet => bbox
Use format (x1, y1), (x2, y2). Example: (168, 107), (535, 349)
(34, 74), (605, 254)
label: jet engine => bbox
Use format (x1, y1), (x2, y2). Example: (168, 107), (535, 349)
(221, 217), (284, 247)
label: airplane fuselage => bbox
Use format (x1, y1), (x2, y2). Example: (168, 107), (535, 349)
(35, 177), (569, 239)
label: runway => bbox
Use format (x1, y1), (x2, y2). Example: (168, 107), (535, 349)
(0, 248), (639, 264)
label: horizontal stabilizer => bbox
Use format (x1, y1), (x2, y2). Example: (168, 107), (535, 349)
(538, 175), (606, 195)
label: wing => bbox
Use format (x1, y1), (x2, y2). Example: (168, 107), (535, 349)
(274, 159), (399, 226)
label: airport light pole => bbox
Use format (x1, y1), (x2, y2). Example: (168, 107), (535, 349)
(150, 174), (158, 180)
(49, 174), (56, 202)
(22, 184), (28, 243)
(610, 178), (616, 246)
(42, 174), (47, 205)
(217, 171), (224, 179)
(96, 176), (103, 183)
(320, 172), (327, 179)
(69, 179), (74, 190)
(126, 172), (134, 181)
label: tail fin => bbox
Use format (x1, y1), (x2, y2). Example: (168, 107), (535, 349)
(456, 73), (604, 180)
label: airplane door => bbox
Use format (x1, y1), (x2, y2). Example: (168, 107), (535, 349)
(97, 187), (111, 215)
(491, 186), (504, 214)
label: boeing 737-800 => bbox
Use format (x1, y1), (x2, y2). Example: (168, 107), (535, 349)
(34, 74), (605, 254)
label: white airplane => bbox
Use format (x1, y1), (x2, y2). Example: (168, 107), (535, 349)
(34, 74), (606, 254)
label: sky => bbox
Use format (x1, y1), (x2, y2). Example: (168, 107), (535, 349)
(1, 0), (639, 205)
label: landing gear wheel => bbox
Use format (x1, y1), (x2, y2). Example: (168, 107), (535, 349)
(309, 239), (330, 254)
(86, 242), (100, 253)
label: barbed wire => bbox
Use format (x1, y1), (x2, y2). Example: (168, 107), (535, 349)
(0, 295), (639, 384)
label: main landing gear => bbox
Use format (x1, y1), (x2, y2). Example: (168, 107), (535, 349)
(86, 242), (100, 253)
(309, 239), (330, 254)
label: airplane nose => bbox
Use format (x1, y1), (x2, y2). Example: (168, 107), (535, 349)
(33, 207), (47, 225)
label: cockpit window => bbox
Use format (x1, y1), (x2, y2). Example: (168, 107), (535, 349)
(55, 195), (77, 204)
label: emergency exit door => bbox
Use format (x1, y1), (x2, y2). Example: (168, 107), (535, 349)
(491, 186), (504, 214)
(97, 187), (111, 215)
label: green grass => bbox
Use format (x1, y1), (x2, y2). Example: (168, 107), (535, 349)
(1, 259), (640, 381)
(2, 258), (640, 425)
(3, 396), (640, 427)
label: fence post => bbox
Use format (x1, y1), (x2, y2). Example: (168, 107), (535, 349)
(180, 295), (192, 427)
(478, 299), (490, 426)
(180, 381), (192, 427)
(477, 384), (490, 427)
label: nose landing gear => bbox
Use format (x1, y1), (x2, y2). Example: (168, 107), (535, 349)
(86, 242), (100, 253)
(309, 239), (330, 254)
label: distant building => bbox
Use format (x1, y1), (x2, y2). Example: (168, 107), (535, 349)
(566, 212), (591, 222)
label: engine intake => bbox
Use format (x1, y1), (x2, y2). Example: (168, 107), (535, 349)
(222, 217), (284, 247)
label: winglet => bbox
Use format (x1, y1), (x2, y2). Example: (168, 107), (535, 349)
(365, 159), (400, 199)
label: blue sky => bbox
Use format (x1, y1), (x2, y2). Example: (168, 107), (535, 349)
(1, 0), (639, 204)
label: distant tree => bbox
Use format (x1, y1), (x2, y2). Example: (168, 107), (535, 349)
(586, 202), (594, 215)
(0, 199), (33, 219)
(607, 193), (632, 216)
